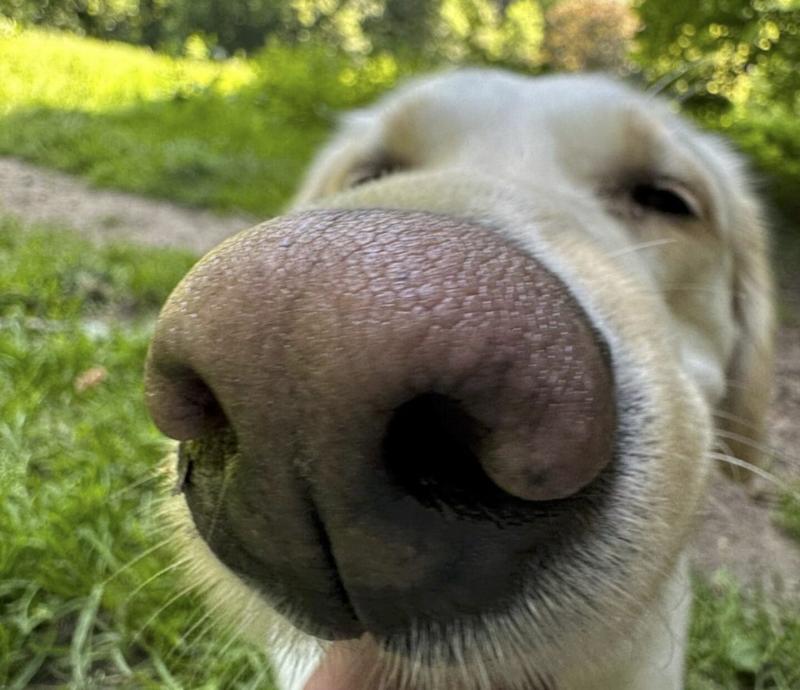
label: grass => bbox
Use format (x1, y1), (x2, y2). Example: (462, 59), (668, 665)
(776, 486), (800, 542)
(0, 21), (256, 112)
(688, 575), (800, 690)
(0, 23), (404, 217)
(1, 215), (798, 688)
(0, 217), (272, 689)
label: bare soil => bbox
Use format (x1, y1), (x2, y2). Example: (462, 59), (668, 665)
(0, 158), (253, 254)
(3, 155), (798, 594)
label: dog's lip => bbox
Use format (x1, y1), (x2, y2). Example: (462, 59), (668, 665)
(302, 639), (366, 690)
(302, 636), (405, 690)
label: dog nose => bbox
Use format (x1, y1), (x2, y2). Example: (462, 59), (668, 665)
(145, 209), (615, 637)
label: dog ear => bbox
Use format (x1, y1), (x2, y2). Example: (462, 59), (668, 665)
(716, 195), (775, 479)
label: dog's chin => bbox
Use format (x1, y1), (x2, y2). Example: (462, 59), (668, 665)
(301, 635), (495, 690)
(164, 424), (698, 690)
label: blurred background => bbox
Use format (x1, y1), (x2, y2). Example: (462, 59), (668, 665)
(1, 0), (799, 223)
(0, 1), (799, 689)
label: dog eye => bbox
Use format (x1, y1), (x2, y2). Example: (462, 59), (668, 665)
(630, 182), (698, 217)
(345, 157), (400, 188)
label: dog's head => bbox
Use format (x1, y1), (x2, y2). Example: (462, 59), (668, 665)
(145, 69), (774, 689)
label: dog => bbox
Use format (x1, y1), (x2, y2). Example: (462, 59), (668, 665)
(145, 68), (775, 690)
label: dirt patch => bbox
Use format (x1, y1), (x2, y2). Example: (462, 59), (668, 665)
(691, 322), (800, 595)
(0, 157), (253, 254)
(2, 154), (798, 593)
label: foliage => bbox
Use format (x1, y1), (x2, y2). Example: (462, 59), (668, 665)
(634, 0), (800, 109)
(0, 0), (156, 43)
(164, 0), (293, 54)
(1, 0), (544, 62)
(544, 0), (640, 72)
(0, 0), (290, 53)
(287, 0), (545, 66)
(435, 0), (544, 66)
(364, 0), (439, 52)
(726, 108), (800, 220)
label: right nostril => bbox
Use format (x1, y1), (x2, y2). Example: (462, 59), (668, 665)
(382, 393), (513, 518)
(145, 361), (228, 441)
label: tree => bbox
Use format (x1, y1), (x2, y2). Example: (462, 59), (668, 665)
(436, 0), (545, 67)
(633, 0), (800, 111)
(544, 0), (640, 72)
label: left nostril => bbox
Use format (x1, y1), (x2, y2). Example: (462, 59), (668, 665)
(382, 392), (511, 517)
(145, 359), (229, 441)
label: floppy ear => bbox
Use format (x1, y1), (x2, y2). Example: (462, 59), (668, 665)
(716, 196), (775, 479)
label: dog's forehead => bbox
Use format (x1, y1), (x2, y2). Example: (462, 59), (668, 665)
(366, 69), (695, 176)
(380, 70), (657, 142)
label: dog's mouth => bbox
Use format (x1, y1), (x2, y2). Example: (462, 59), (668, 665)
(174, 396), (617, 639)
(303, 637), (384, 690)
(301, 634), (506, 690)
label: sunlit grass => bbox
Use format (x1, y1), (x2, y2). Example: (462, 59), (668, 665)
(0, 25), (402, 216)
(0, 20), (256, 114)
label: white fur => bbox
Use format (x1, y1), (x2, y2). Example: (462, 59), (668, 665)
(169, 69), (774, 690)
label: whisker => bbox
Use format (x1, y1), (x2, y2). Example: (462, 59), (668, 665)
(605, 237), (678, 258)
(717, 429), (799, 466)
(206, 469), (233, 541)
(183, 599), (242, 688)
(110, 465), (165, 499)
(712, 409), (762, 432)
(131, 580), (199, 644)
(213, 591), (264, 658)
(646, 59), (712, 98)
(102, 536), (173, 585)
(709, 451), (796, 497)
(165, 593), (231, 663)
(124, 555), (192, 604)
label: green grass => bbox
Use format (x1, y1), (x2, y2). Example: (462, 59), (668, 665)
(776, 486), (800, 542)
(0, 23), (405, 217)
(688, 575), (800, 690)
(0, 20), (256, 112)
(0, 217), (272, 689)
(1, 218), (798, 688)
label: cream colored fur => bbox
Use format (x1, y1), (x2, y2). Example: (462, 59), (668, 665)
(166, 69), (774, 690)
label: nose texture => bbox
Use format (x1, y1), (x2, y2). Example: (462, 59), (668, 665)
(145, 209), (615, 637)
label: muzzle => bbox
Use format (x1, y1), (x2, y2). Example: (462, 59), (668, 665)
(145, 209), (616, 639)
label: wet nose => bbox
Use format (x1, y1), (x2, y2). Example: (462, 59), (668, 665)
(145, 209), (615, 637)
